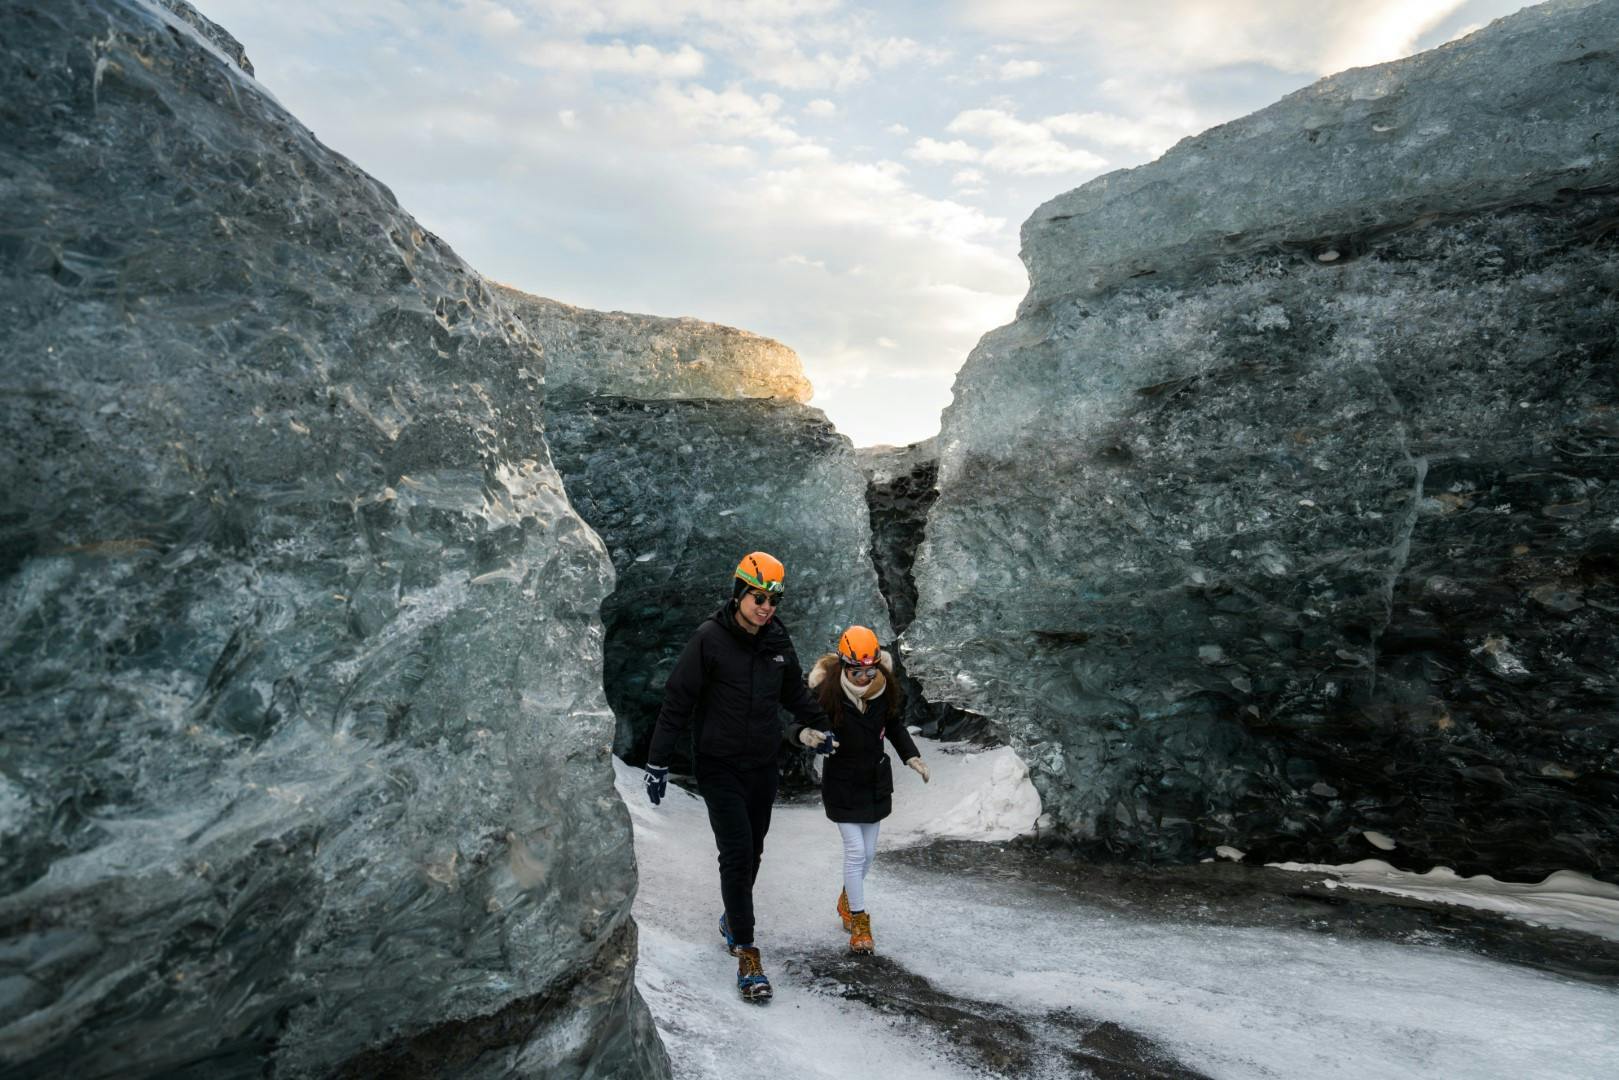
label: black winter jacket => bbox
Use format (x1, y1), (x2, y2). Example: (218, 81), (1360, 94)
(805, 655), (921, 823)
(647, 603), (826, 769)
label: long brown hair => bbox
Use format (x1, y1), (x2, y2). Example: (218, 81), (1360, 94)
(814, 656), (903, 731)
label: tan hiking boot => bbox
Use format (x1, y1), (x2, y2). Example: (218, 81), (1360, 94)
(736, 946), (772, 1001)
(848, 910), (874, 954)
(837, 887), (852, 932)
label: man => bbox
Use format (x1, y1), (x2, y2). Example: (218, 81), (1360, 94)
(642, 551), (834, 1002)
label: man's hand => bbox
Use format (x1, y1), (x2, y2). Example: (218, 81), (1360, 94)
(799, 728), (839, 755)
(906, 757), (930, 783)
(644, 764), (669, 805)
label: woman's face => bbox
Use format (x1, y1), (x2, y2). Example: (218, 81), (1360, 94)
(844, 662), (880, 685)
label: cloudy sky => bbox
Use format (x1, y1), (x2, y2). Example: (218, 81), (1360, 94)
(199, 0), (1532, 446)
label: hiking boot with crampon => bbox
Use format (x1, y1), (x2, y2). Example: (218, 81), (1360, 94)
(736, 946), (772, 1001)
(848, 910), (874, 955)
(836, 888), (852, 932)
(719, 912), (741, 956)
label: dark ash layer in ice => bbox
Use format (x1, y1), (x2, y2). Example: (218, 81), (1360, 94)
(908, 0), (1619, 883)
(0, 3), (665, 1077)
(857, 441), (985, 742)
(497, 287), (891, 776)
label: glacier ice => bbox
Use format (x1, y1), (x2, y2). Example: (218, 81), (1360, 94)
(858, 439), (940, 636)
(498, 287), (891, 774)
(497, 287), (814, 404)
(907, 0), (1619, 881)
(0, 3), (664, 1076)
(857, 441), (982, 741)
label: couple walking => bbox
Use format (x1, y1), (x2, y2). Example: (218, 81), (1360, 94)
(641, 551), (930, 1002)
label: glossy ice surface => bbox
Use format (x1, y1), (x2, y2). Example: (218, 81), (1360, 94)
(907, 0), (1619, 881)
(0, 3), (664, 1076)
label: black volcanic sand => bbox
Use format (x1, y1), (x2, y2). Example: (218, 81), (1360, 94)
(782, 948), (1212, 1080)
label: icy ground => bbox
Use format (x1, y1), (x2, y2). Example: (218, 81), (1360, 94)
(616, 740), (1619, 1079)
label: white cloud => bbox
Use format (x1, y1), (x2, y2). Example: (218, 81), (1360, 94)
(885, 122), (910, 135)
(465, 0), (522, 36)
(869, 36), (953, 67)
(773, 142), (834, 162)
(951, 167), (985, 187)
(999, 58), (1044, 79)
(955, 0), (1469, 76)
(943, 108), (1109, 176)
(911, 111), (1119, 177)
(645, 83), (801, 144)
(907, 137), (980, 164)
(557, 107), (578, 129)
(752, 158), (999, 240)
(405, 104), (505, 145)
(521, 0), (848, 36)
(552, 12), (949, 90)
(467, 0), (959, 93)
(694, 142), (759, 167)
(876, 336), (899, 349)
(1318, 0), (1470, 72)
(522, 39), (706, 77)
(1044, 109), (1187, 156)
(804, 98), (837, 117)
(750, 48), (872, 89)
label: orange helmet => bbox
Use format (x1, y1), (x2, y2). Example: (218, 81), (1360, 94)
(837, 626), (881, 667)
(734, 551), (785, 593)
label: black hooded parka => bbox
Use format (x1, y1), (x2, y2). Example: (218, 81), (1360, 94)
(647, 602), (825, 768)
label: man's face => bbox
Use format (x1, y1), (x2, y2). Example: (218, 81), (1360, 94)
(738, 588), (779, 629)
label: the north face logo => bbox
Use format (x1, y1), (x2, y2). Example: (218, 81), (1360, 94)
(772, 654), (785, 663)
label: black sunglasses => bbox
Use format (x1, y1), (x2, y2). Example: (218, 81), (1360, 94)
(746, 589), (783, 607)
(843, 663), (879, 679)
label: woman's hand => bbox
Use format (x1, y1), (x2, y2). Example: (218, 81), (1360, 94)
(906, 757), (930, 783)
(799, 728), (838, 754)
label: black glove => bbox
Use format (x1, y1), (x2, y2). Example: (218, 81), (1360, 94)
(644, 764), (669, 805)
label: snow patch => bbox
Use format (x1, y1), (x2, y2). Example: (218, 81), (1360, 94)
(883, 739), (1041, 846)
(1268, 858), (1619, 941)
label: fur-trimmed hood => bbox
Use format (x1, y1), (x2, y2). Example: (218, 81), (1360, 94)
(808, 649), (893, 689)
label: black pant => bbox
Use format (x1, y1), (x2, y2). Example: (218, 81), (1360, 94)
(695, 755), (779, 945)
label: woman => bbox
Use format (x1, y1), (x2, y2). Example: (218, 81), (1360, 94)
(801, 625), (929, 954)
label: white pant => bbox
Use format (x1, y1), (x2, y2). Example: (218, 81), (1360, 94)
(838, 822), (880, 911)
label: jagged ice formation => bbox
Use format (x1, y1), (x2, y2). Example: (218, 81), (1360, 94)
(0, 3), (666, 1076)
(857, 441), (981, 740)
(496, 286), (891, 774)
(907, 0), (1619, 882)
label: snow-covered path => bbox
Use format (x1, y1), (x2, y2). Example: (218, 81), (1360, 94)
(616, 744), (1619, 1079)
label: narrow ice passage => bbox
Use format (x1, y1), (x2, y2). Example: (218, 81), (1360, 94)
(615, 746), (1619, 1080)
